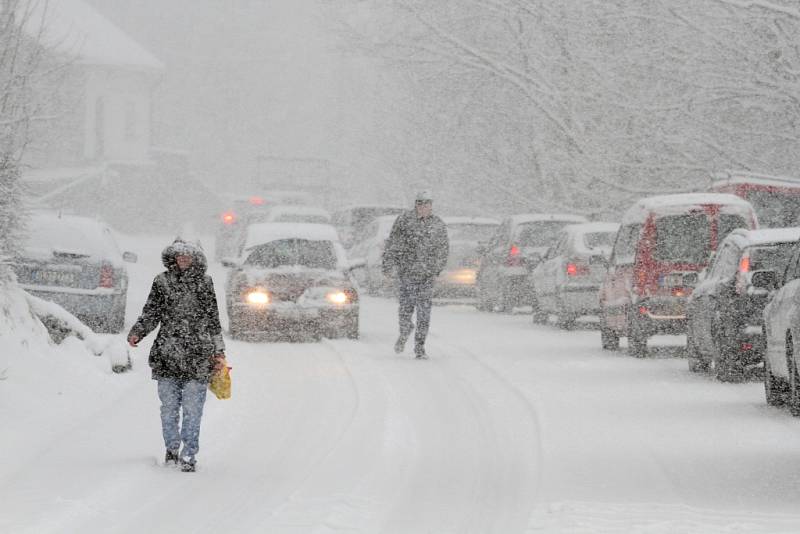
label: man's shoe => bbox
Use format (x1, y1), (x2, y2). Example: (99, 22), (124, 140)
(180, 457), (196, 472)
(394, 334), (408, 354)
(165, 450), (180, 466)
(414, 346), (428, 359)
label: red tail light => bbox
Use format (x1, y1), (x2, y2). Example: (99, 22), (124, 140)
(99, 264), (114, 288)
(739, 256), (750, 273)
(506, 245), (522, 266)
(222, 211), (236, 225)
(566, 261), (589, 277)
(249, 196), (264, 205)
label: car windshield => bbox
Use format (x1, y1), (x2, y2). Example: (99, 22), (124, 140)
(583, 231), (616, 250)
(245, 239), (337, 269)
(515, 221), (570, 248)
(273, 214), (329, 224)
(749, 243), (796, 273)
(447, 224), (497, 242)
(654, 213), (711, 264)
(745, 190), (800, 228)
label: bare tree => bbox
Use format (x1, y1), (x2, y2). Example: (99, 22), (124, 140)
(0, 0), (57, 283)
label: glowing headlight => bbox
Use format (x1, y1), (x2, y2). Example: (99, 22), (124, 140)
(447, 268), (477, 285)
(245, 289), (270, 305)
(326, 291), (349, 305)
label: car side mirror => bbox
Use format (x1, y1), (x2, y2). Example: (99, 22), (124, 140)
(348, 258), (366, 271)
(751, 270), (777, 291)
(122, 251), (138, 263)
(221, 258), (239, 269)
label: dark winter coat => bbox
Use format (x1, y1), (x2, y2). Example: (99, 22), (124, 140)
(382, 210), (449, 281)
(128, 240), (225, 383)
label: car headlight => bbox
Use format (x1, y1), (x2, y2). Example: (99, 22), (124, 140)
(245, 288), (270, 305)
(326, 291), (349, 305)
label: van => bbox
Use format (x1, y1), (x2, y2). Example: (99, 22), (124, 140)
(599, 193), (758, 356)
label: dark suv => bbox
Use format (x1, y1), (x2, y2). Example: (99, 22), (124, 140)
(687, 228), (799, 381)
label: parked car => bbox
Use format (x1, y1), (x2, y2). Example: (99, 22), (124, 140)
(223, 223), (360, 340)
(599, 193), (758, 357)
(436, 217), (500, 298)
(332, 205), (405, 249)
(348, 214), (400, 295)
(530, 222), (619, 327)
(687, 228), (799, 381)
(475, 213), (588, 312)
(264, 205), (332, 225)
(709, 171), (800, 228)
(12, 212), (137, 333)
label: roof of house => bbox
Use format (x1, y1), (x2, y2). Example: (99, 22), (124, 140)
(23, 0), (164, 71)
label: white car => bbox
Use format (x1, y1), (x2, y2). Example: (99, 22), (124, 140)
(530, 222), (619, 327)
(762, 244), (800, 412)
(264, 205), (332, 225)
(223, 223), (360, 340)
(348, 214), (401, 295)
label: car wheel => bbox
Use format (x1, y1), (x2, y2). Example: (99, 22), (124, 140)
(713, 321), (743, 383)
(764, 349), (787, 406)
(627, 311), (647, 358)
(686, 328), (709, 373)
(531, 294), (548, 324)
(600, 317), (620, 350)
(787, 335), (800, 416)
(345, 316), (359, 340)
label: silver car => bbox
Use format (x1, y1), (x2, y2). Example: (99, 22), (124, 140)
(530, 222), (619, 327)
(12, 212), (137, 333)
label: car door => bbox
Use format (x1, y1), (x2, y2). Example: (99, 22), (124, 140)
(601, 223), (641, 331)
(539, 233), (568, 310)
(765, 248), (800, 377)
(479, 221), (509, 292)
(696, 243), (738, 353)
(532, 237), (558, 311)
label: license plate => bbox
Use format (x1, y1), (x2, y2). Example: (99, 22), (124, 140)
(32, 270), (77, 286)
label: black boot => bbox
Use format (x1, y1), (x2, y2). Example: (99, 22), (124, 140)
(180, 457), (196, 472)
(414, 344), (428, 359)
(165, 450), (180, 466)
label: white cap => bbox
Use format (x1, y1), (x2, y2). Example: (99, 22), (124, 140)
(415, 190), (433, 202)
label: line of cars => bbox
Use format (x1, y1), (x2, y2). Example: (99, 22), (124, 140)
(458, 178), (800, 416)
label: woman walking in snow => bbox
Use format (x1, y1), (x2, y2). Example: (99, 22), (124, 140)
(127, 238), (226, 472)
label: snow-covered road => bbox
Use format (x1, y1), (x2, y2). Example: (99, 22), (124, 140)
(3, 238), (800, 533)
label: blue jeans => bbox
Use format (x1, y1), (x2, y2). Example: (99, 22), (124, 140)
(397, 277), (434, 349)
(157, 378), (208, 460)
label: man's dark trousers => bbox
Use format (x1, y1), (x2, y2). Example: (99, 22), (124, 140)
(398, 276), (435, 350)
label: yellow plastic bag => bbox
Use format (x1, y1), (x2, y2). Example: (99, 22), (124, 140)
(209, 363), (232, 400)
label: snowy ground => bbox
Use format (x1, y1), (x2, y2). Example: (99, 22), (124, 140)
(3, 235), (800, 533)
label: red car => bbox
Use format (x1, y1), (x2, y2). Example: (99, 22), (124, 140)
(599, 193), (758, 357)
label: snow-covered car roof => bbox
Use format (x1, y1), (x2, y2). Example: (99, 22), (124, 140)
(722, 227), (800, 248)
(562, 222), (621, 236)
(243, 223), (341, 251)
(266, 205), (332, 223)
(509, 213), (588, 226)
(711, 171), (800, 189)
(621, 193), (755, 225)
(443, 216), (500, 226)
(21, 213), (122, 263)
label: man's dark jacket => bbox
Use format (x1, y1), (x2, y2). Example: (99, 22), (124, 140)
(128, 240), (225, 382)
(382, 210), (449, 280)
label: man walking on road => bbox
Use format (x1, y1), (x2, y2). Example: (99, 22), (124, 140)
(127, 238), (226, 472)
(382, 190), (449, 359)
